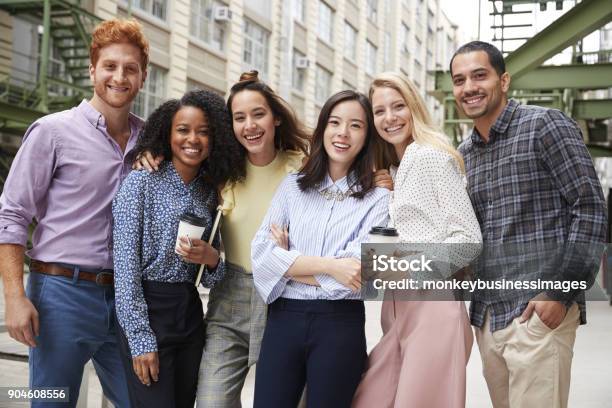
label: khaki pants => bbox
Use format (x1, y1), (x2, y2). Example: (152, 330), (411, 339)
(475, 303), (580, 408)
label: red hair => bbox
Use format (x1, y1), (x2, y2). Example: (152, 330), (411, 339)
(90, 19), (149, 69)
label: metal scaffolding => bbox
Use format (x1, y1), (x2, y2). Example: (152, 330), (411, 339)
(0, 0), (100, 188)
(434, 0), (612, 156)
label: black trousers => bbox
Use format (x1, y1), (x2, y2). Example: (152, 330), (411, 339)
(253, 298), (367, 408)
(116, 281), (205, 408)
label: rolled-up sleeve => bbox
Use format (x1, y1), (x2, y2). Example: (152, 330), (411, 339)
(316, 191), (390, 297)
(112, 173), (157, 357)
(0, 122), (57, 246)
(252, 175), (302, 303)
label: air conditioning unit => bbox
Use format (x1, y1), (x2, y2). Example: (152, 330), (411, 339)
(213, 6), (232, 21)
(295, 57), (310, 69)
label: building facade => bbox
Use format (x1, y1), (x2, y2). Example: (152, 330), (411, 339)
(0, 0), (458, 127)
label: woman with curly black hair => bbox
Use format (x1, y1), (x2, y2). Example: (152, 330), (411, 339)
(112, 90), (242, 408)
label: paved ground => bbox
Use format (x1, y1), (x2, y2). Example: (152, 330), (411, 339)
(1, 278), (611, 407)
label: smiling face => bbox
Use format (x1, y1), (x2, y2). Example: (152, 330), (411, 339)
(451, 50), (510, 124)
(323, 100), (368, 180)
(89, 42), (146, 110)
(230, 89), (278, 164)
(371, 86), (413, 157)
(170, 106), (210, 182)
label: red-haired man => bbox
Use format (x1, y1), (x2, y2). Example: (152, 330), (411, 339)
(0, 19), (149, 407)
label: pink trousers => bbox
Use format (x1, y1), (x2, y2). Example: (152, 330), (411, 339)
(352, 292), (473, 408)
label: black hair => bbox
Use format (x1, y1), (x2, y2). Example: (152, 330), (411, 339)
(298, 90), (377, 199)
(450, 41), (506, 77)
(134, 89), (245, 186)
(227, 70), (310, 159)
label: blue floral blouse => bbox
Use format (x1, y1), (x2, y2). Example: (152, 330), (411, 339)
(112, 161), (224, 356)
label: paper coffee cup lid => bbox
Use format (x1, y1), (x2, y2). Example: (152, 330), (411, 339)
(180, 213), (206, 227)
(369, 226), (398, 236)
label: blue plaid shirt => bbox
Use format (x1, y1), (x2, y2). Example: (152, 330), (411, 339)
(459, 99), (607, 332)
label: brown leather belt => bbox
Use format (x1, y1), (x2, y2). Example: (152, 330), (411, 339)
(30, 260), (114, 286)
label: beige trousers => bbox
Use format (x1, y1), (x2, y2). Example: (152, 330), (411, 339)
(475, 303), (580, 408)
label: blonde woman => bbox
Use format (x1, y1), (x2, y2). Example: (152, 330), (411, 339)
(352, 72), (482, 408)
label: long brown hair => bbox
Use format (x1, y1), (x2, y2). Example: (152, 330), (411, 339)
(298, 90), (377, 199)
(227, 71), (310, 158)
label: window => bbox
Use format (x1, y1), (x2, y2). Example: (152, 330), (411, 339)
(318, 1), (333, 44)
(446, 34), (454, 65)
(427, 9), (435, 31)
(383, 32), (390, 66)
(48, 38), (69, 95)
(414, 60), (422, 83)
(133, 0), (167, 20)
(293, 0), (305, 23)
(366, 0), (377, 22)
(292, 49), (306, 92)
(243, 19), (270, 76)
(415, 36), (422, 58)
(436, 30), (444, 64)
(133, 64), (166, 118)
(190, 0), (226, 51)
(344, 21), (357, 61)
(315, 65), (332, 105)
(400, 23), (410, 53)
(365, 40), (377, 75)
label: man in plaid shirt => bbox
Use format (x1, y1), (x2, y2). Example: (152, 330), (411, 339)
(450, 41), (607, 408)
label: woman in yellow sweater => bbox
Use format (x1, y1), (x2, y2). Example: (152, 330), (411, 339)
(197, 71), (310, 406)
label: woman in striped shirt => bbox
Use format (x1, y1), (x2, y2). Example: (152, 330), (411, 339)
(251, 90), (390, 408)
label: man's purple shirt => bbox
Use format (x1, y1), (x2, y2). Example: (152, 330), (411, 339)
(0, 100), (143, 269)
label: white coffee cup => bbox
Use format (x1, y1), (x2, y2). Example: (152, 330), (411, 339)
(175, 213), (206, 254)
(363, 226), (400, 257)
(368, 226), (399, 244)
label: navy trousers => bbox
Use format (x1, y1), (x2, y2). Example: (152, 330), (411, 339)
(253, 298), (367, 408)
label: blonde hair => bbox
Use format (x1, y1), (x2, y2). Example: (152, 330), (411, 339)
(369, 72), (464, 172)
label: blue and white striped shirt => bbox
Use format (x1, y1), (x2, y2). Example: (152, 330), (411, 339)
(251, 172), (389, 303)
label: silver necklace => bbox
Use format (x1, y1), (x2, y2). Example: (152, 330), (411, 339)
(318, 188), (353, 201)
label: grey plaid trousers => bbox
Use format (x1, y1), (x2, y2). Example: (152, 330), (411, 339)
(196, 263), (267, 407)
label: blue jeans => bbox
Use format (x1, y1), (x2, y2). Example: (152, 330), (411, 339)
(27, 271), (130, 408)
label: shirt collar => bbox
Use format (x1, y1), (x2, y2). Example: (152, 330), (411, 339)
(164, 161), (204, 189)
(78, 99), (103, 127)
(470, 98), (519, 145)
(317, 172), (356, 193)
(78, 99), (144, 134)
